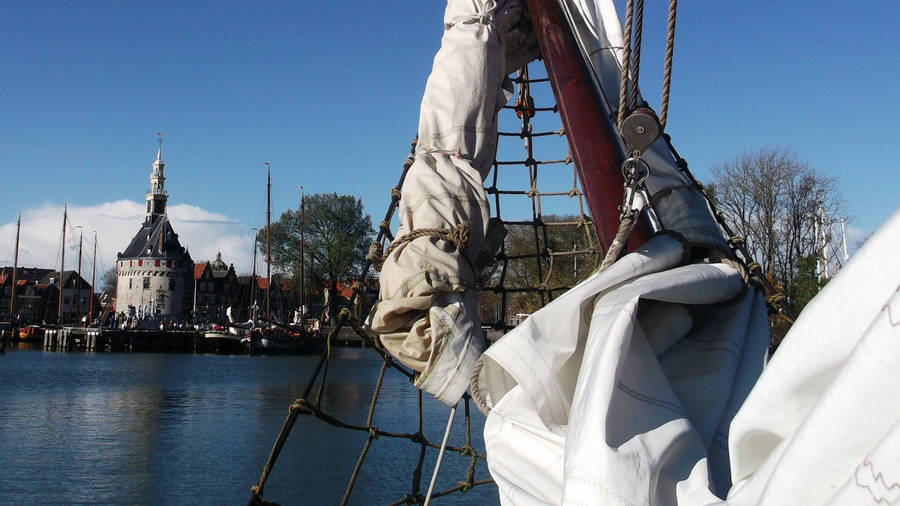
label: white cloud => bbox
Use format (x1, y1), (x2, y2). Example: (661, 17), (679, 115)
(0, 201), (255, 276)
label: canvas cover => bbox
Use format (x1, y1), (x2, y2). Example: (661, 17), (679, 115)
(476, 210), (900, 505)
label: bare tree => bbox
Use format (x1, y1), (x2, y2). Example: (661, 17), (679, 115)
(711, 146), (843, 303)
(101, 267), (117, 297)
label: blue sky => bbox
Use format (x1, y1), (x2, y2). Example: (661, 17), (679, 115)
(2, 0), (897, 275)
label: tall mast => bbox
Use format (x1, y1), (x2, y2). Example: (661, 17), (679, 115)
(58, 204), (67, 327)
(89, 231), (97, 326)
(296, 186), (304, 319)
(265, 162), (271, 321)
(76, 226), (83, 326)
(251, 228), (258, 321)
(841, 217), (850, 263)
(9, 214), (21, 322)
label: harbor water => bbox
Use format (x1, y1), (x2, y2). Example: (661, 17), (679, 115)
(0, 346), (497, 505)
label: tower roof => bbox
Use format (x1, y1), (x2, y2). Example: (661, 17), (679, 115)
(119, 215), (191, 261)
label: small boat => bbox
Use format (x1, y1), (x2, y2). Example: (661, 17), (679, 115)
(18, 324), (46, 343)
(203, 324), (244, 353)
(241, 324), (323, 355)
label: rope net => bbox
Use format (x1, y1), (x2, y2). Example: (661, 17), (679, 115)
(248, 63), (601, 505)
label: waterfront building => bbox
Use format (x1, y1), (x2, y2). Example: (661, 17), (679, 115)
(115, 143), (193, 320)
(192, 252), (241, 322)
(0, 267), (97, 324)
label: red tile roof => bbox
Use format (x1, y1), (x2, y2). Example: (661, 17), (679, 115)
(193, 263), (207, 280)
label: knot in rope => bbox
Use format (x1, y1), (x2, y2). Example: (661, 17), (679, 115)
(458, 480), (473, 492)
(766, 292), (786, 305)
(379, 220), (390, 232)
(567, 188), (578, 197)
(368, 426), (379, 440)
(377, 222), (472, 265)
(390, 187), (402, 201)
(721, 258), (750, 286)
(367, 242), (384, 266)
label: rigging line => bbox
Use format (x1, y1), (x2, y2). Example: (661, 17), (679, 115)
(617, 0), (635, 130)
(658, 0), (678, 129)
(628, 0), (645, 113)
(423, 403), (457, 506)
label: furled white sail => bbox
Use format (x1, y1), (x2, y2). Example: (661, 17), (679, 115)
(368, 0), (538, 406)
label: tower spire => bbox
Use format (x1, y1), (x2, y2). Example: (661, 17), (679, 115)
(146, 132), (168, 223)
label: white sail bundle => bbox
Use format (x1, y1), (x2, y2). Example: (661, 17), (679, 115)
(368, 0), (537, 406)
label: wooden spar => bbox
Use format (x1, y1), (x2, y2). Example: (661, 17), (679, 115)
(76, 227), (83, 326)
(89, 232), (97, 326)
(525, 0), (650, 252)
(251, 229), (258, 322)
(9, 214), (20, 321)
(297, 187), (305, 320)
(265, 163), (271, 322)
(58, 204), (67, 327)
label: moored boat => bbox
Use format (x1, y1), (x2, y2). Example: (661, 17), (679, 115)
(203, 324), (244, 353)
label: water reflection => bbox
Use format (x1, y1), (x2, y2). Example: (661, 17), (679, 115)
(0, 348), (496, 504)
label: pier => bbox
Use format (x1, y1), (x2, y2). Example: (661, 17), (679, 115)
(43, 327), (202, 353)
(33, 325), (366, 353)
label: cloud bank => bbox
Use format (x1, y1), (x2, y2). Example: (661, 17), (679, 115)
(0, 201), (256, 276)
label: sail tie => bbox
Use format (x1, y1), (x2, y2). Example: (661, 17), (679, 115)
(368, 222), (471, 268)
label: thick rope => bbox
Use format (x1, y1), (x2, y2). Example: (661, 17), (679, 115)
(658, 0), (678, 129)
(628, 0), (645, 113)
(370, 222), (471, 268)
(617, 0), (635, 130)
(599, 213), (637, 271)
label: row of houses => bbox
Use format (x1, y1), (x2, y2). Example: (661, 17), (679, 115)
(0, 258), (303, 326)
(0, 267), (100, 325)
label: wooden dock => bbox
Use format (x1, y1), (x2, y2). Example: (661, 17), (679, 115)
(43, 327), (203, 353)
(36, 326), (368, 353)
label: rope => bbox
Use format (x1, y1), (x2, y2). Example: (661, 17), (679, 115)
(617, 0), (635, 130)
(249, 62), (602, 504)
(424, 403), (457, 506)
(599, 213), (637, 271)
(370, 222), (471, 268)
(658, 0), (678, 129)
(629, 0), (645, 113)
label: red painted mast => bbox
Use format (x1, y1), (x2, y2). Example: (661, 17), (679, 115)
(525, 0), (650, 251)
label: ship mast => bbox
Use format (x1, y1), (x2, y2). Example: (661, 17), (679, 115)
(89, 231), (97, 326)
(76, 226), (83, 326)
(58, 204), (67, 327)
(296, 186), (304, 321)
(9, 214), (20, 323)
(251, 228), (258, 322)
(264, 162), (271, 322)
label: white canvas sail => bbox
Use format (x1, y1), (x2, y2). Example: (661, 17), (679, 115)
(368, 0), (538, 406)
